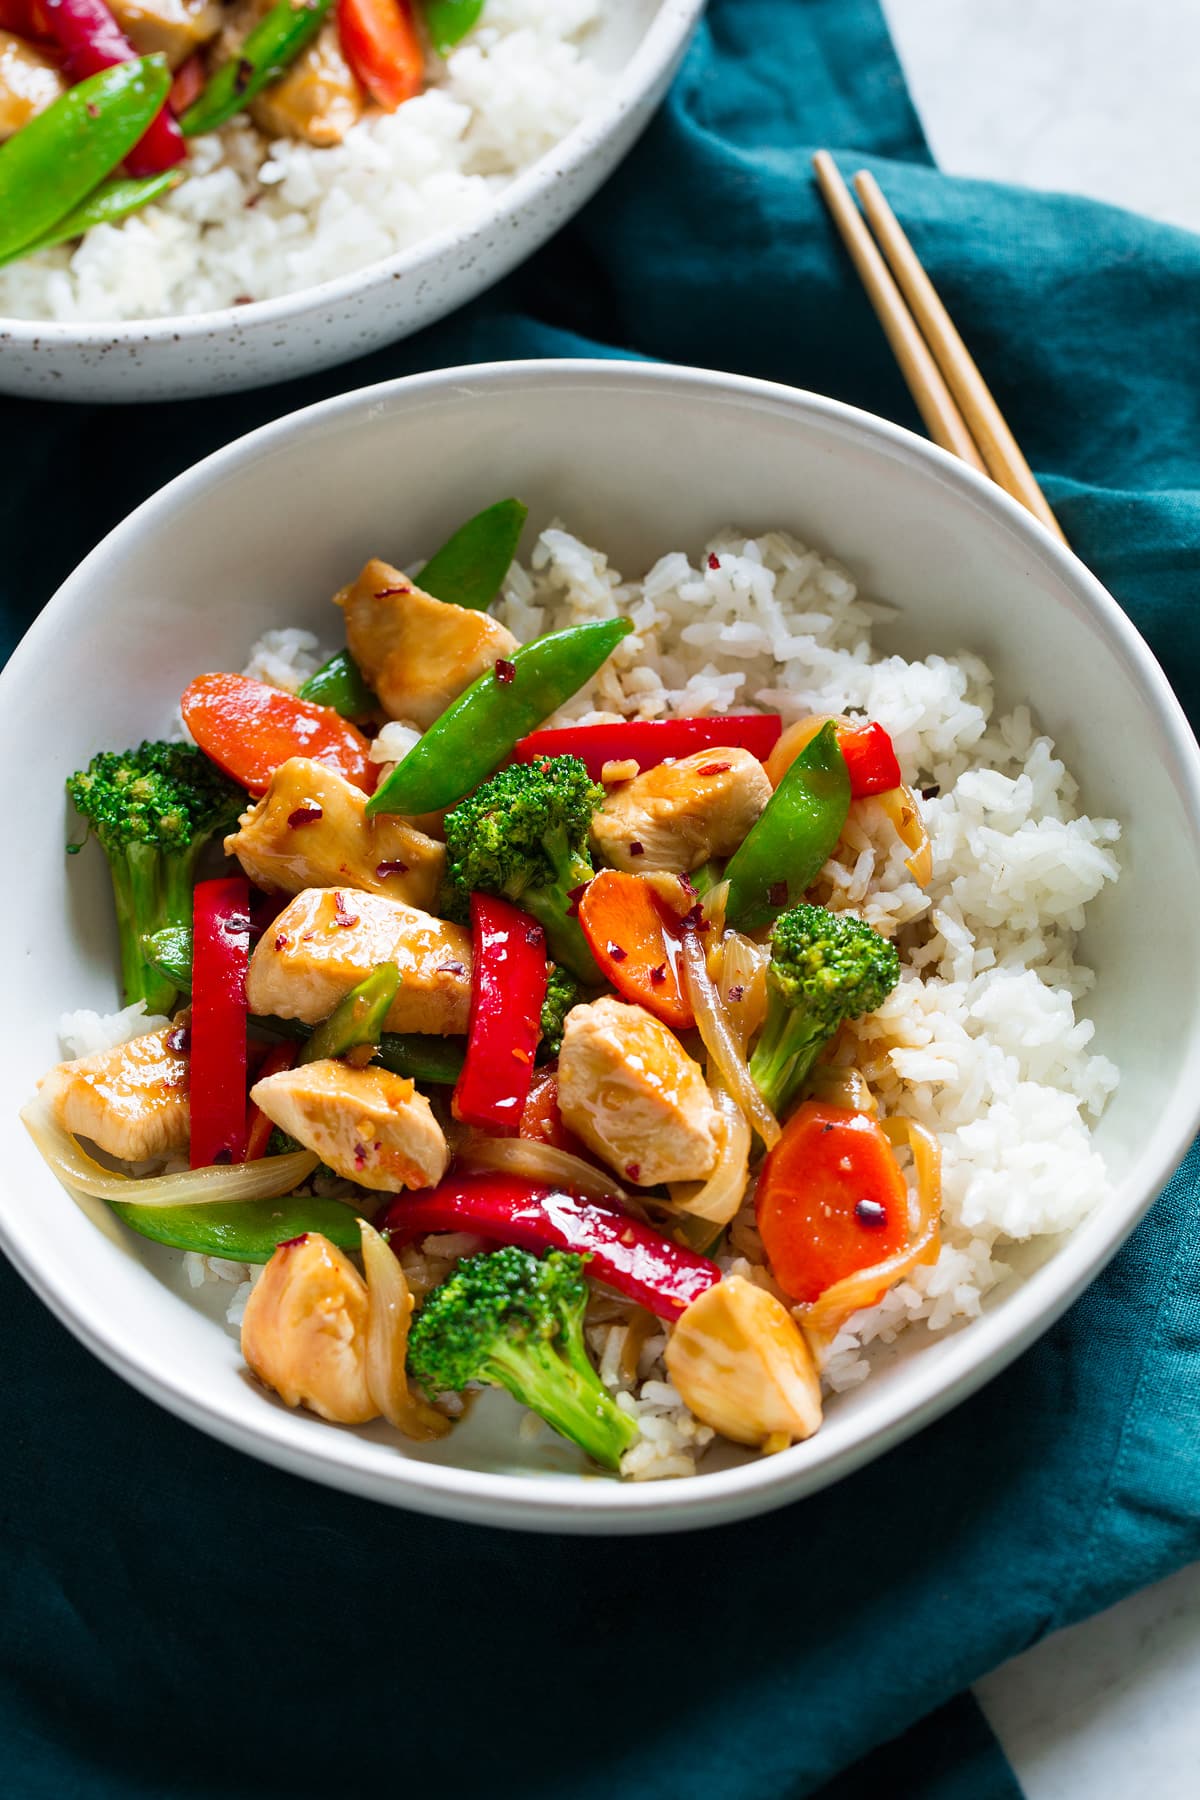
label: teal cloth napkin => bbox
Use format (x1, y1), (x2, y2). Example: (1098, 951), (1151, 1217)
(3, 2), (1199, 1794)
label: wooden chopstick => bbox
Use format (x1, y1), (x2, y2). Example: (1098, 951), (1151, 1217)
(811, 152), (986, 473)
(851, 169), (1067, 543)
(811, 151), (1067, 544)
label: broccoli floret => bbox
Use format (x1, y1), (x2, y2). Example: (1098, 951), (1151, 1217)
(407, 1246), (638, 1471)
(748, 902), (900, 1116)
(442, 756), (603, 980)
(66, 741), (243, 1016)
(538, 963), (581, 1060)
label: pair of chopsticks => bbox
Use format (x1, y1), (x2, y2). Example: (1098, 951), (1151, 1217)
(812, 151), (1066, 546)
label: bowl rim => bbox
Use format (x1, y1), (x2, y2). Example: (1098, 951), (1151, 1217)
(5, 356), (1200, 1532)
(0, 0), (706, 348)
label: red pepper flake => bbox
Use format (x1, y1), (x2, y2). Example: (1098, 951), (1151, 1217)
(677, 873), (697, 896)
(625, 1164), (641, 1183)
(682, 902), (706, 930)
(166, 1025), (191, 1054)
(606, 941), (628, 963)
(649, 963), (667, 985)
(353, 1142), (368, 1170)
(375, 860), (409, 879)
(697, 761), (731, 777)
(566, 882), (589, 918)
(287, 805), (322, 828)
(233, 295), (254, 306)
(278, 1234), (309, 1249)
(436, 960), (465, 976)
(274, 932), (289, 952)
(707, 552), (721, 571)
(525, 923), (545, 949)
(768, 880), (788, 907)
(374, 585), (411, 598)
(211, 1146), (233, 1165)
(726, 984), (745, 1003)
(629, 840), (644, 857)
(854, 1198), (889, 1230)
(332, 891), (359, 929)
(494, 658), (517, 685)
(233, 56), (254, 93)
(244, 192), (262, 210)
(86, 101), (100, 119)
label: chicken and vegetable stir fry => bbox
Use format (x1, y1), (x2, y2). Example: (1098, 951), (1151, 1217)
(0, 0), (481, 267)
(26, 497), (944, 1478)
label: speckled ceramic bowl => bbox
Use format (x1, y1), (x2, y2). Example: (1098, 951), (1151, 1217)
(0, 2), (702, 404)
(4, 361), (1200, 1531)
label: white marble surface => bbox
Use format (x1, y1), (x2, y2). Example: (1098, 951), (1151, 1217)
(876, 2), (1200, 1795)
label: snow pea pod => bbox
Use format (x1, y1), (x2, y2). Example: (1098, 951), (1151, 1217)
(421, 0), (484, 55)
(0, 55), (172, 262)
(723, 720), (851, 931)
(180, 0), (336, 137)
(418, 498), (528, 611)
(298, 650), (377, 720)
(367, 615), (633, 817)
(377, 1031), (464, 1086)
(0, 170), (180, 267)
(300, 963), (399, 1063)
(110, 1193), (362, 1261)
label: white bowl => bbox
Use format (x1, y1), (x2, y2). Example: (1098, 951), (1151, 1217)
(0, 2), (702, 404)
(3, 359), (1199, 1533)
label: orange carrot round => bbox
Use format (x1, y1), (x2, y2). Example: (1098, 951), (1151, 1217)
(576, 869), (694, 1030)
(181, 673), (373, 795)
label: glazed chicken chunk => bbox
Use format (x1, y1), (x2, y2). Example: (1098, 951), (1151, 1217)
(251, 1060), (449, 1193)
(591, 747), (772, 874)
(242, 1233), (377, 1424)
(247, 888), (472, 1035)
(334, 558), (519, 729)
(109, 0), (222, 67)
(0, 31), (65, 141)
(556, 996), (721, 1186)
(38, 1017), (190, 1162)
(249, 17), (363, 148)
(226, 756), (444, 910)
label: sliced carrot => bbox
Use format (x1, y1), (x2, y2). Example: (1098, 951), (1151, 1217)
(576, 869), (694, 1030)
(337, 0), (423, 112)
(181, 673), (373, 795)
(244, 1040), (297, 1162)
(755, 1100), (910, 1304)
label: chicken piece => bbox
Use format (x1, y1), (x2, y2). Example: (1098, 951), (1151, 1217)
(242, 1233), (378, 1424)
(247, 887), (472, 1035)
(556, 996), (720, 1186)
(664, 1277), (823, 1448)
(108, 0), (222, 68)
(250, 16), (363, 146)
(251, 1060), (449, 1193)
(591, 747), (772, 875)
(334, 558), (519, 729)
(38, 1017), (189, 1163)
(0, 31), (65, 141)
(226, 756), (444, 910)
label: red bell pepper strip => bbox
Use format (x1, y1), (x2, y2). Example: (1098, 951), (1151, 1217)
(514, 714), (783, 781)
(244, 1040), (297, 1162)
(181, 673), (374, 795)
(167, 49), (203, 116)
(452, 894), (548, 1133)
(42, 0), (185, 174)
(190, 876), (250, 1168)
(337, 0), (423, 112)
(837, 721), (903, 797)
(378, 1173), (720, 1320)
(0, 0), (53, 35)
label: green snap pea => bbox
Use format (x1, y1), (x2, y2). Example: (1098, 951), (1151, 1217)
(422, 0), (485, 55)
(418, 498), (528, 611)
(300, 964), (399, 1064)
(367, 615), (633, 817)
(7, 171), (182, 265)
(298, 651), (377, 720)
(723, 721), (851, 931)
(110, 1194), (362, 1261)
(377, 1031), (465, 1086)
(0, 56), (173, 263)
(144, 925), (193, 991)
(181, 0), (336, 138)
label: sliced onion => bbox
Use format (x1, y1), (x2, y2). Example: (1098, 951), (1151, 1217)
(359, 1218), (451, 1440)
(458, 1133), (629, 1204)
(21, 1100), (317, 1207)
(800, 1115), (942, 1342)
(619, 1308), (659, 1383)
(804, 1063), (878, 1116)
(679, 927), (780, 1149)
(715, 931), (769, 1051)
(667, 1089), (751, 1225)
(877, 785), (933, 887)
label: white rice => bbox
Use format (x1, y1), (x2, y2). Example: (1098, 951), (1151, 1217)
(62, 523), (1122, 1480)
(0, 0), (604, 322)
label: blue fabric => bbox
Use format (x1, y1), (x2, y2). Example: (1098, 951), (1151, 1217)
(3, 1), (1200, 1794)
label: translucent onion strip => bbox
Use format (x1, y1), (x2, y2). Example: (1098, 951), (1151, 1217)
(667, 1089), (751, 1225)
(679, 927), (781, 1150)
(21, 1100), (317, 1208)
(800, 1116), (942, 1341)
(458, 1134), (630, 1204)
(877, 785), (933, 887)
(359, 1218), (450, 1440)
(715, 931), (769, 1052)
(805, 1064), (878, 1116)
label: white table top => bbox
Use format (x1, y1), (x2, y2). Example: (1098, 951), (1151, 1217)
(876, 2), (1200, 1793)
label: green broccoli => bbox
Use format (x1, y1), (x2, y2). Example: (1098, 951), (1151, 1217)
(538, 963), (581, 1060)
(748, 902), (900, 1116)
(442, 756), (603, 980)
(407, 1246), (638, 1471)
(66, 741), (243, 1016)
